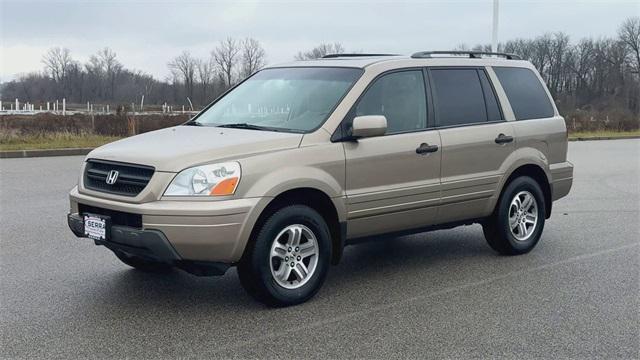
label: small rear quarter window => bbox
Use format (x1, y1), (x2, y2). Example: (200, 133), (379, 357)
(494, 67), (554, 120)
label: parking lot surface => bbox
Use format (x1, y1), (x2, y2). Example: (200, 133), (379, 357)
(1, 139), (638, 359)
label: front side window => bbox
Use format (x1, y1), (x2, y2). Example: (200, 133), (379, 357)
(194, 67), (362, 132)
(493, 67), (554, 120)
(354, 70), (427, 134)
(431, 68), (488, 127)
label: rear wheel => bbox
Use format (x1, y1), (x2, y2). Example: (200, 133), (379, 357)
(483, 176), (546, 255)
(113, 250), (173, 273)
(237, 205), (331, 307)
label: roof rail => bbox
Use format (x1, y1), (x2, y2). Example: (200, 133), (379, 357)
(411, 51), (521, 60)
(321, 53), (399, 59)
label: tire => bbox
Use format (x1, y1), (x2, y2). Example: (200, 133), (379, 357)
(237, 205), (332, 307)
(483, 176), (546, 255)
(113, 250), (173, 273)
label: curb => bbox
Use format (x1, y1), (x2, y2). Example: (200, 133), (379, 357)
(0, 147), (93, 159)
(569, 135), (640, 141)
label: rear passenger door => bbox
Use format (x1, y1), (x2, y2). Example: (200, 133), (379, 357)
(428, 67), (515, 223)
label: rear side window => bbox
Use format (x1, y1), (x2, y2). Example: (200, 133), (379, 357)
(494, 67), (554, 120)
(431, 69), (488, 127)
(355, 70), (427, 134)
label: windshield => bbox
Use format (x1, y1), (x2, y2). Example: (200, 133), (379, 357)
(193, 67), (363, 132)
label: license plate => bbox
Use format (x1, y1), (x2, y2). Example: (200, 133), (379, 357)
(84, 214), (110, 241)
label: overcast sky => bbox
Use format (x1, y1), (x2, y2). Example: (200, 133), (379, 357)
(1, 0), (638, 82)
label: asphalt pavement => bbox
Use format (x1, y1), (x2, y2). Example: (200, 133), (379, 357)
(1, 139), (638, 359)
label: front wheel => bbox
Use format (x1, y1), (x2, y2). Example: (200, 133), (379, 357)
(237, 205), (331, 307)
(483, 176), (546, 255)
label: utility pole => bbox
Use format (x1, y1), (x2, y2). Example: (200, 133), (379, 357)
(492, 0), (499, 53)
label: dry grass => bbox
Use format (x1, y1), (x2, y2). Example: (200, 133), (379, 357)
(0, 129), (638, 151)
(0, 131), (121, 151)
(568, 129), (640, 139)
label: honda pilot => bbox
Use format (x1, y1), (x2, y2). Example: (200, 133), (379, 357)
(68, 51), (574, 306)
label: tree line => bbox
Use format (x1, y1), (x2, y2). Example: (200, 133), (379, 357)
(1, 17), (638, 128)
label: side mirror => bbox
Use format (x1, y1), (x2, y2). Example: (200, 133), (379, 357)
(351, 115), (387, 138)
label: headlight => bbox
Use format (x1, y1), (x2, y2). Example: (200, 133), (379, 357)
(164, 162), (241, 196)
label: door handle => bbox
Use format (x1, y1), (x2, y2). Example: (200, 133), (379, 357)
(416, 143), (439, 154)
(495, 133), (514, 144)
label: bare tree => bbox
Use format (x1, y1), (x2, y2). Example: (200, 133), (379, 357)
(197, 57), (215, 104)
(41, 47), (75, 97)
(240, 38), (266, 78)
(213, 38), (241, 88)
(295, 42), (344, 60)
(168, 51), (198, 100)
(97, 48), (123, 98)
(618, 17), (640, 74)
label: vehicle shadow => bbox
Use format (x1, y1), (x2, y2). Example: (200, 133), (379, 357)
(86, 225), (496, 313)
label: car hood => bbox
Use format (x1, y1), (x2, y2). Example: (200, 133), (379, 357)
(87, 126), (303, 172)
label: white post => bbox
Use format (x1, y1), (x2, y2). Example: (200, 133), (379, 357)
(15, 98), (19, 112)
(107, 104), (110, 113)
(182, 105), (185, 113)
(47, 102), (50, 111)
(55, 100), (59, 112)
(62, 98), (66, 116)
(40, 105), (42, 111)
(140, 95), (144, 113)
(87, 102), (90, 112)
(0, 100), (2, 111)
(492, 0), (499, 53)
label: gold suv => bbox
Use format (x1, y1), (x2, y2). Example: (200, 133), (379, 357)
(68, 51), (574, 306)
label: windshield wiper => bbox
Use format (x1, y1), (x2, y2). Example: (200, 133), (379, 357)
(216, 123), (276, 131)
(184, 119), (204, 126)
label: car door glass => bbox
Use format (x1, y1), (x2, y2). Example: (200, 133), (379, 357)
(431, 69), (488, 126)
(478, 70), (503, 121)
(355, 70), (427, 134)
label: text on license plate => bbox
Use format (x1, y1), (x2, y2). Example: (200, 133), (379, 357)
(84, 215), (106, 240)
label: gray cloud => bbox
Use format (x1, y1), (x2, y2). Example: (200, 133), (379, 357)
(2, 0), (638, 81)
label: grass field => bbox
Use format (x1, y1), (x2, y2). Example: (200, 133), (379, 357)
(0, 130), (638, 151)
(568, 129), (640, 140)
(0, 132), (121, 151)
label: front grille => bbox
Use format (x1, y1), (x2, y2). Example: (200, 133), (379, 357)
(84, 159), (154, 197)
(78, 204), (143, 228)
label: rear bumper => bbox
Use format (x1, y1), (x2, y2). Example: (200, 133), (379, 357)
(550, 161), (574, 201)
(69, 186), (267, 263)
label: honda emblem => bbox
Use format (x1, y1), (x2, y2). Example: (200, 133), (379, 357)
(106, 170), (119, 185)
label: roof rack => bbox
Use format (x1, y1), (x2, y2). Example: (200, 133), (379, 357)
(321, 53), (399, 58)
(411, 51), (521, 60)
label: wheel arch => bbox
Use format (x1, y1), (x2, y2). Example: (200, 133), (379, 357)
(499, 163), (553, 219)
(242, 187), (345, 265)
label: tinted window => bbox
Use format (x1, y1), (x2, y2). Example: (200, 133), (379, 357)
(355, 70), (427, 133)
(494, 67), (554, 120)
(478, 70), (503, 121)
(431, 69), (487, 126)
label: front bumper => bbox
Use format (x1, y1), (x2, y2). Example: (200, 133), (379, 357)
(68, 213), (230, 275)
(68, 213), (181, 261)
(69, 186), (266, 263)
